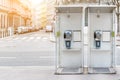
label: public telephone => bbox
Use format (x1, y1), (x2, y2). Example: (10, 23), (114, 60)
(64, 30), (72, 49)
(94, 30), (102, 48)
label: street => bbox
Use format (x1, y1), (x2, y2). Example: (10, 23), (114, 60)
(0, 30), (55, 66)
(0, 30), (120, 80)
(1, 30), (120, 66)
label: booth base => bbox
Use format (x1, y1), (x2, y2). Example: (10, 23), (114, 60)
(88, 67), (116, 74)
(55, 67), (83, 75)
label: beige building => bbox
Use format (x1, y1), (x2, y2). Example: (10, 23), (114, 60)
(31, 2), (47, 29)
(55, 0), (113, 5)
(31, 1), (47, 29)
(46, 0), (55, 24)
(0, 0), (31, 38)
(31, 0), (55, 29)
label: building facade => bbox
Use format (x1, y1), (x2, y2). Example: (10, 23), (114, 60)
(32, 2), (47, 29)
(31, 0), (55, 29)
(31, 1), (47, 29)
(0, 0), (31, 38)
(55, 0), (114, 5)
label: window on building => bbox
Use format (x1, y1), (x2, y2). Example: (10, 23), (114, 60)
(3, 15), (6, 28)
(0, 15), (1, 29)
(1, 14), (3, 28)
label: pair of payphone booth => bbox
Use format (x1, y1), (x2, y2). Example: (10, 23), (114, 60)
(55, 5), (116, 74)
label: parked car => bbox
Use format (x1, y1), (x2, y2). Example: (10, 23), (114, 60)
(18, 26), (24, 34)
(45, 25), (53, 32)
(17, 26), (40, 34)
(18, 26), (29, 34)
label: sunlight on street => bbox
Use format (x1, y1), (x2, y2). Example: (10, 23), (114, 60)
(0, 0), (120, 80)
(29, 0), (44, 4)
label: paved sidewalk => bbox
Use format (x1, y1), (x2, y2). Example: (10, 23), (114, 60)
(0, 67), (119, 80)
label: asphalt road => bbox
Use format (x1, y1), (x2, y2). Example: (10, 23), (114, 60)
(0, 30), (55, 66)
(0, 30), (120, 66)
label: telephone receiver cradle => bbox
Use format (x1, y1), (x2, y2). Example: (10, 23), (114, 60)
(64, 30), (72, 49)
(94, 30), (102, 49)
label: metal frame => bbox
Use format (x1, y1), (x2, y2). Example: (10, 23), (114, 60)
(55, 4), (117, 74)
(88, 5), (116, 74)
(55, 5), (84, 75)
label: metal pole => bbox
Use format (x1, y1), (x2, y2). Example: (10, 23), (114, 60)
(117, 0), (119, 32)
(117, 0), (120, 33)
(2, 29), (3, 38)
(99, 0), (100, 5)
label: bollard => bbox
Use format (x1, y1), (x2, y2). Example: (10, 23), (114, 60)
(2, 29), (3, 38)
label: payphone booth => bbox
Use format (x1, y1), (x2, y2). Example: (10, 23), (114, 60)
(55, 6), (84, 74)
(88, 5), (116, 74)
